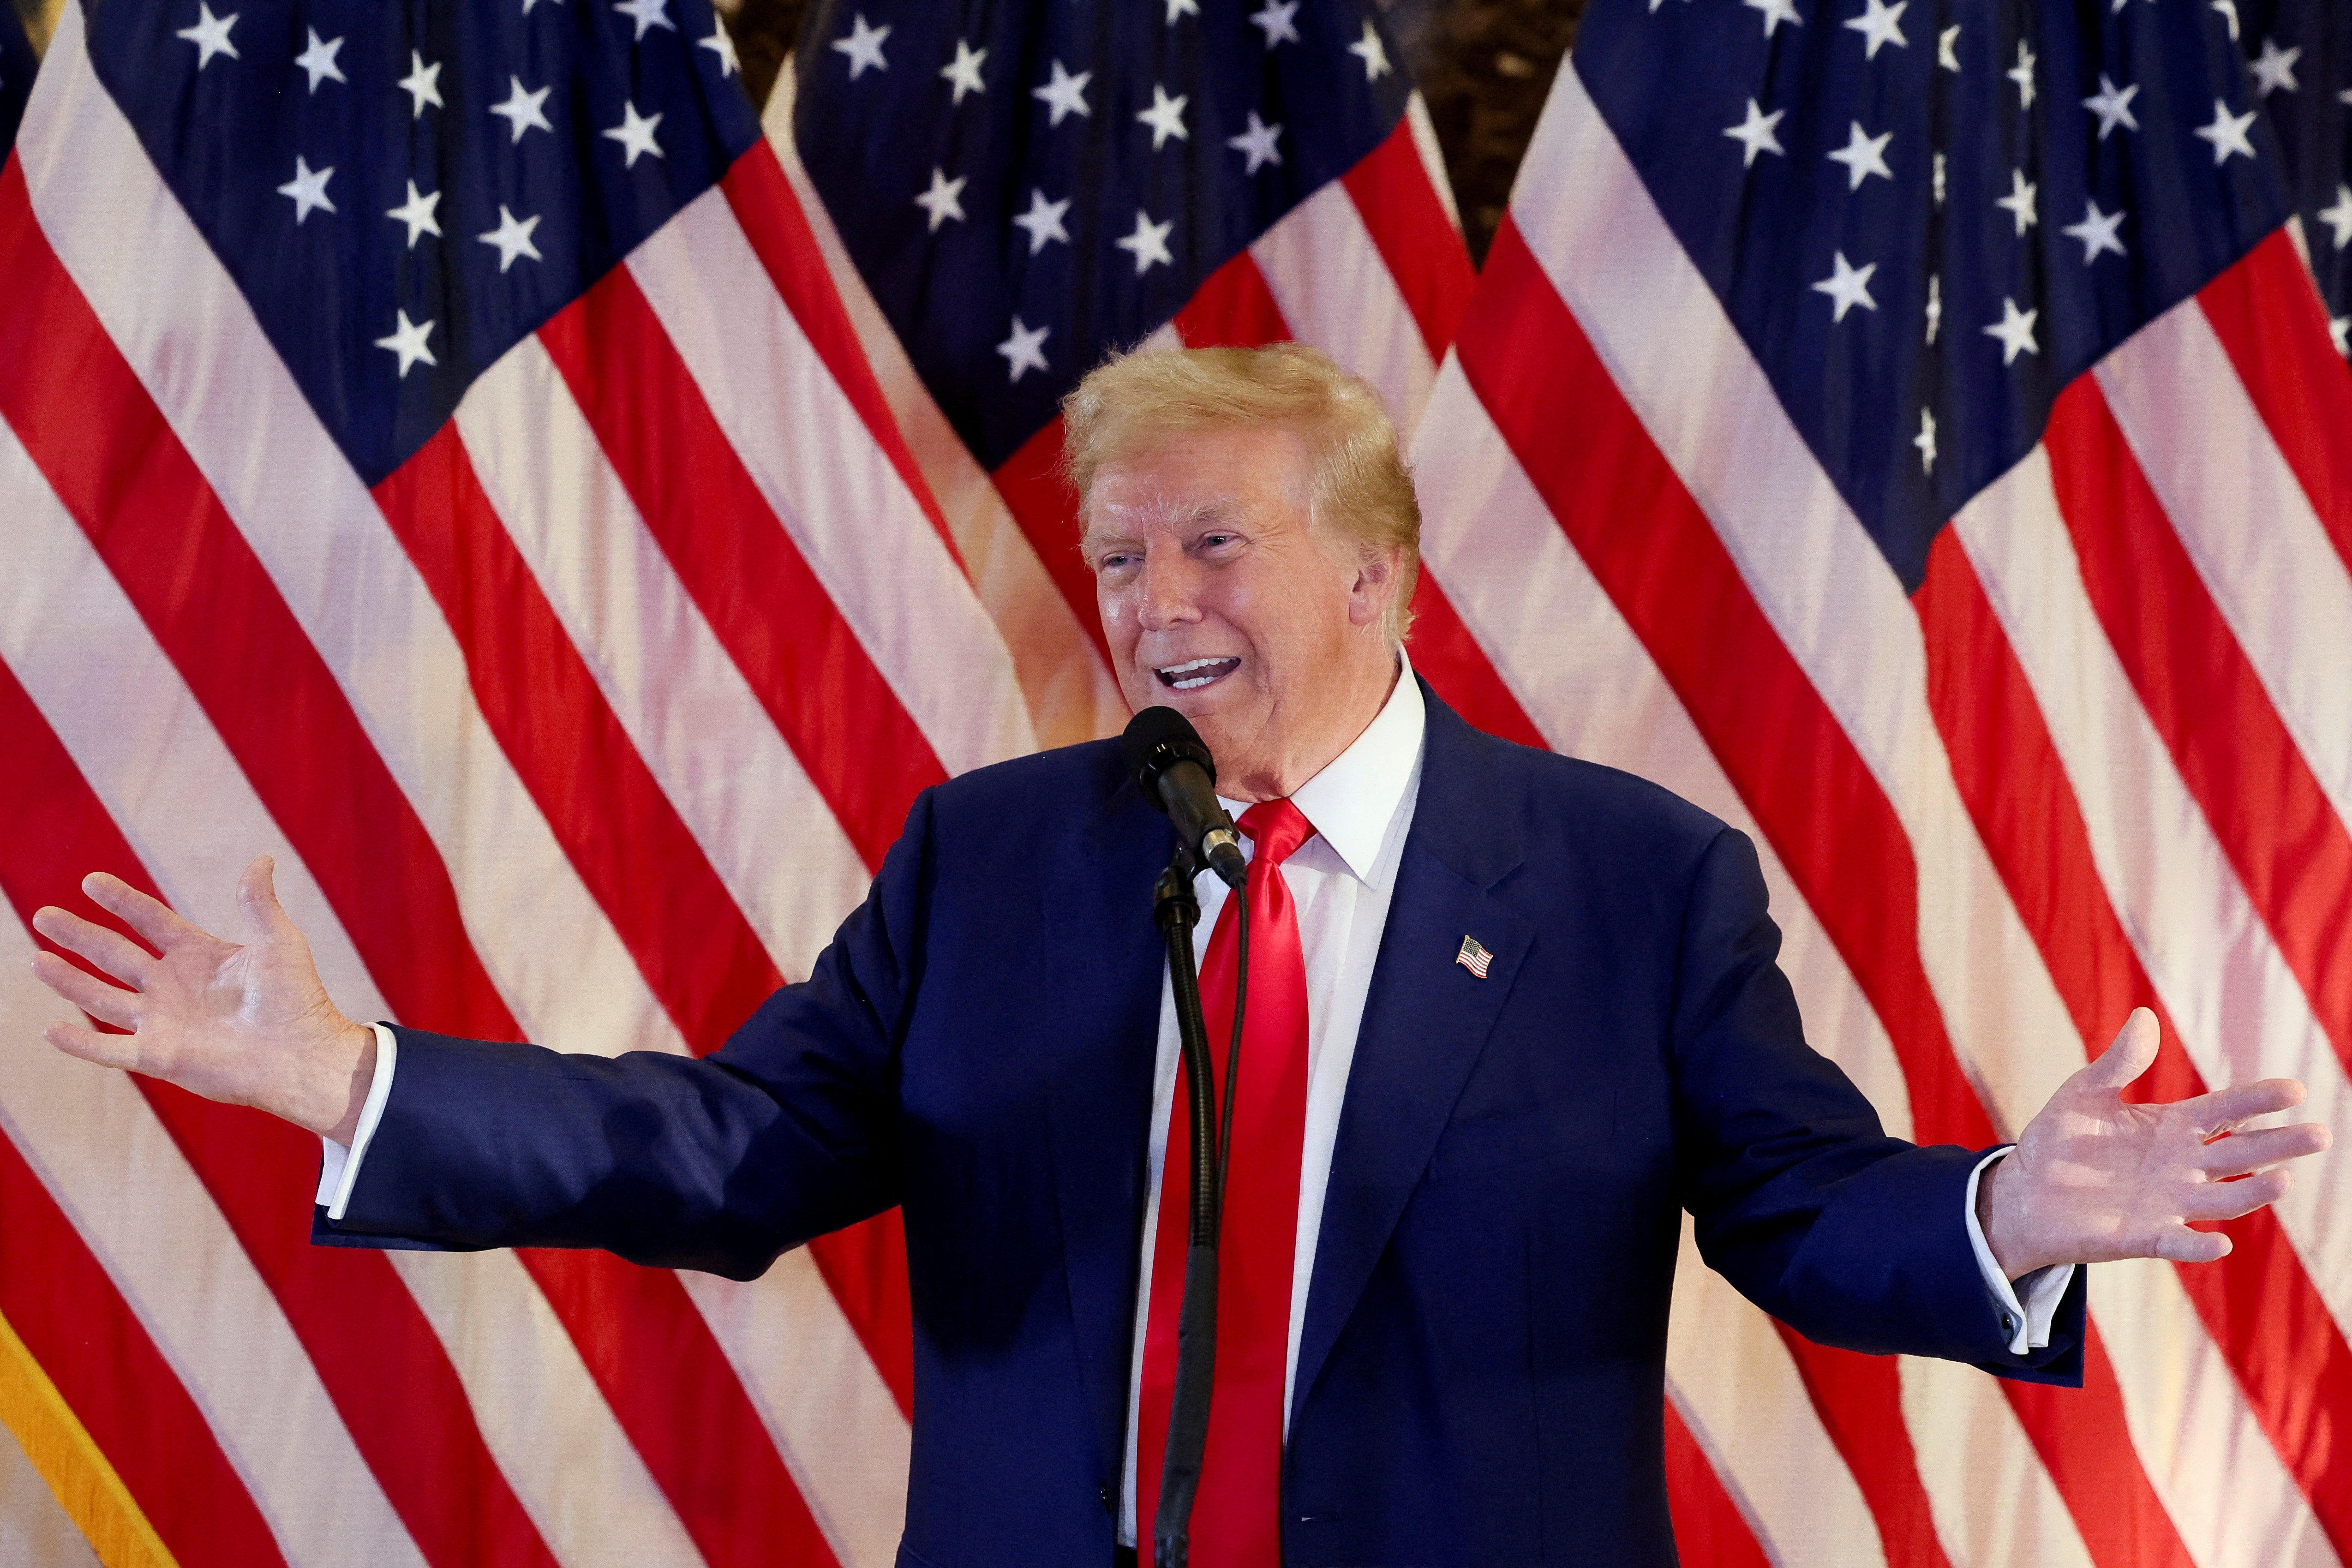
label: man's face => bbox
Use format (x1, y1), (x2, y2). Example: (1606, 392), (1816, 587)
(1085, 423), (1399, 801)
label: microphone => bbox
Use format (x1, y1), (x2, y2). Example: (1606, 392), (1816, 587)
(1121, 707), (1249, 892)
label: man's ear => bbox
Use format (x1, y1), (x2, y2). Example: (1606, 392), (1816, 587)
(1347, 548), (1402, 628)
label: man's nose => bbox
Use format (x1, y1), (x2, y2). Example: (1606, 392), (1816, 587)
(1135, 548), (1202, 632)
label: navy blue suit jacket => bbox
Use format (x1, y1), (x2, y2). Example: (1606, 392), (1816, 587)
(320, 682), (2084, 1566)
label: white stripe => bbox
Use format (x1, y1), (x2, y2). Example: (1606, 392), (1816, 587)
(626, 187), (1037, 779)
(18, 0), (680, 1065)
(1666, 1221), (1885, 1568)
(0, 1421), (103, 1568)
(1952, 448), (2352, 1333)
(1251, 180), (1441, 434)
(762, 70), (1126, 751)
(454, 340), (869, 982)
(0, 928), (424, 1568)
(1404, 92), (1462, 234)
(0, 422), (712, 1568)
(2097, 300), (2352, 834)
(681, 1261), (911, 1568)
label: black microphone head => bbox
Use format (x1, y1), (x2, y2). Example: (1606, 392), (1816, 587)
(1120, 706), (1215, 801)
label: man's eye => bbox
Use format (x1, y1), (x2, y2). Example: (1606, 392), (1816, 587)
(1200, 533), (1237, 550)
(1098, 554), (1138, 572)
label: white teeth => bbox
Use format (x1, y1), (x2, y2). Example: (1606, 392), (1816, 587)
(1160, 657), (1228, 675)
(1155, 656), (1238, 690)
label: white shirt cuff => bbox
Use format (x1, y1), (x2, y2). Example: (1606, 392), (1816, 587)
(1964, 1146), (2076, 1356)
(315, 1023), (398, 1222)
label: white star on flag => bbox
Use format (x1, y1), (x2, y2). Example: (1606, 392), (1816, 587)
(604, 102), (664, 166)
(2332, 316), (2351, 357)
(2318, 185), (2352, 250)
(1348, 19), (1391, 80)
(699, 24), (739, 77)
(490, 77), (553, 143)
(276, 156), (335, 223)
(399, 51), (443, 117)
(1249, 0), (1301, 47)
(1827, 121), (1893, 189)
(385, 180), (442, 247)
(2082, 73), (2139, 138)
(2061, 198), (2127, 263)
(478, 205), (544, 271)
(2006, 39), (2036, 109)
(2213, 0), (2240, 38)
(293, 28), (345, 92)
(914, 168), (967, 231)
(1925, 272), (1941, 343)
(1137, 84), (1190, 150)
(1995, 168), (2038, 236)
(1812, 251), (1878, 321)
(832, 13), (890, 79)
(1724, 99), (1784, 167)
(374, 310), (437, 377)
(1984, 296), (2039, 364)
(1227, 111), (1284, 174)
(613, 0), (675, 40)
(1034, 60), (1092, 126)
(1914, 406), (1936, 473)
(176, 2), (239, 68)
(997, 316), (1050, 382)
(1937, 23), (1959, 70)
(2192, 99), (2257, 163)
(1164, 0), (1199, 23)
(1843, 0), (1906, 60)
(1116, 209), (1175, 275)
(1011, 189), (1070, 254)
(940, 39), (986, 103)
(1743, 0), (1801, 39)
(2249, 36), (2300, 96)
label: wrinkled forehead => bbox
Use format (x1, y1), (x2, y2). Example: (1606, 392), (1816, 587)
(1078, 423), (1314, 539)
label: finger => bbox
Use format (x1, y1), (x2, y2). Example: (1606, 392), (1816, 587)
(2196, 1121), (2333, 1176)
(2180, 1168), (2292, 1223)
(43, 1020), (139, 1071)
(235, 855), (304, 947)
(28, 951), (142, 1029)
(81, 872), (201, 954)
(2080, 1006), (2161, 1094)
(28, 906), (156, 987)
(2180, 1077), (2309, 1135)
(2151, 1224), (2232, 1265)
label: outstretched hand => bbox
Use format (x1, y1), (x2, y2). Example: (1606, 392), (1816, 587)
(1978, 1007), (2332, 1279)
(28, 857), (375, 1143)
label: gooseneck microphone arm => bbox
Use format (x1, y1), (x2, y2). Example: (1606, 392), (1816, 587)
(1121, 707), (1248, 892)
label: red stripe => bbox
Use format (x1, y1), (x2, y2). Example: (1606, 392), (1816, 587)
(1401, 570), (1549, 748)
(539, 269), (948, 874)
(808, 1207), (916, 1416)
(0, 163), (558, 1568)
(1460, 213), (2198, 1568)
(2195, 229), (2352, 581)
(1339, 117), (1478, 359)
(1919, 528), (2352, 1557)
(1662, 1399), (1772, 1568)
(2043, 380), (2352, 1071)
(376, 426), (784, 1050)
(991, 413), (1110, 667)
(1776, 1333), (1951, 1568)
(0, 1118), (289, 1568)
(1174, 248), (1293, 348)
(720, 143), (966, 574)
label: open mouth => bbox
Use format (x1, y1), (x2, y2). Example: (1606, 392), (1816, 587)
(1155, 656), (1241, 692)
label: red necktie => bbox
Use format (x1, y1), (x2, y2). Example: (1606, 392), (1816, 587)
(1136, 799), (1316, 1565)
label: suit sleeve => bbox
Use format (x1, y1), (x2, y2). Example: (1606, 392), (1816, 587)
(1669, 826), (2086, 1385)
(311, 789), (940, 1281)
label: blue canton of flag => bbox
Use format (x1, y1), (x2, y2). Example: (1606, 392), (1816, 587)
(791, 0), (1413, 473)
(1572, 0), (2292, 590)
(84, 0), (760, 484)
(1, 2), (37, 153)
(2239, 0), (2352, 350)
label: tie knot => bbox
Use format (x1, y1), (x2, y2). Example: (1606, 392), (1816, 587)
(1238, 799), (1315, 868)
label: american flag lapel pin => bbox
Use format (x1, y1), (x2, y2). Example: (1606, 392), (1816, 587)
(1455, 935), (1493, 979)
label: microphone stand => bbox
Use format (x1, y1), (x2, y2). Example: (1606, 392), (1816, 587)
(1149, 845), (1249, 1568)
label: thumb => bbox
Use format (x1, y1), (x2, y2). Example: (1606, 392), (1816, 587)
(235, 855), (298, 945)
(2080, 1005), (2161, 1094)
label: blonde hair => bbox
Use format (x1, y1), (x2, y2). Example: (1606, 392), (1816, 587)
(1062, 342), (1420, 643)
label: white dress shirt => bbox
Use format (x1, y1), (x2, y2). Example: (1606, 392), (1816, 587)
(317, 653), (2070, 1548)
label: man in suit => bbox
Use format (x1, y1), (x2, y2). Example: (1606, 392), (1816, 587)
(29, 344), (2331, 1566)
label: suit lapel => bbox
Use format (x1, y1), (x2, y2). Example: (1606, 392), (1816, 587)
(1041, 771), (1173, 1485)
(1291, 694), (1534, 1426)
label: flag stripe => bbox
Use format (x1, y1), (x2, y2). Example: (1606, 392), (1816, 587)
(2195, 230), (2352, 582)
(1463, 207), (2197, 1568)
(1173, 246), (1295, 347)
(1660, 1397), (1775, 1568)
(1250, 177), (1441, 430)
(990, 415), (1106, 666)
(1777, 1335), (1955, 1568)
(1337, 112), (1478, 359)
(1400, 571), (1551, 751)
(2042, 382), (2352, 1076)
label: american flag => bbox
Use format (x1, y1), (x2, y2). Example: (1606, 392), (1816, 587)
(1406, 0), (2352, 1562)
(0, 1), (1465, 1565)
